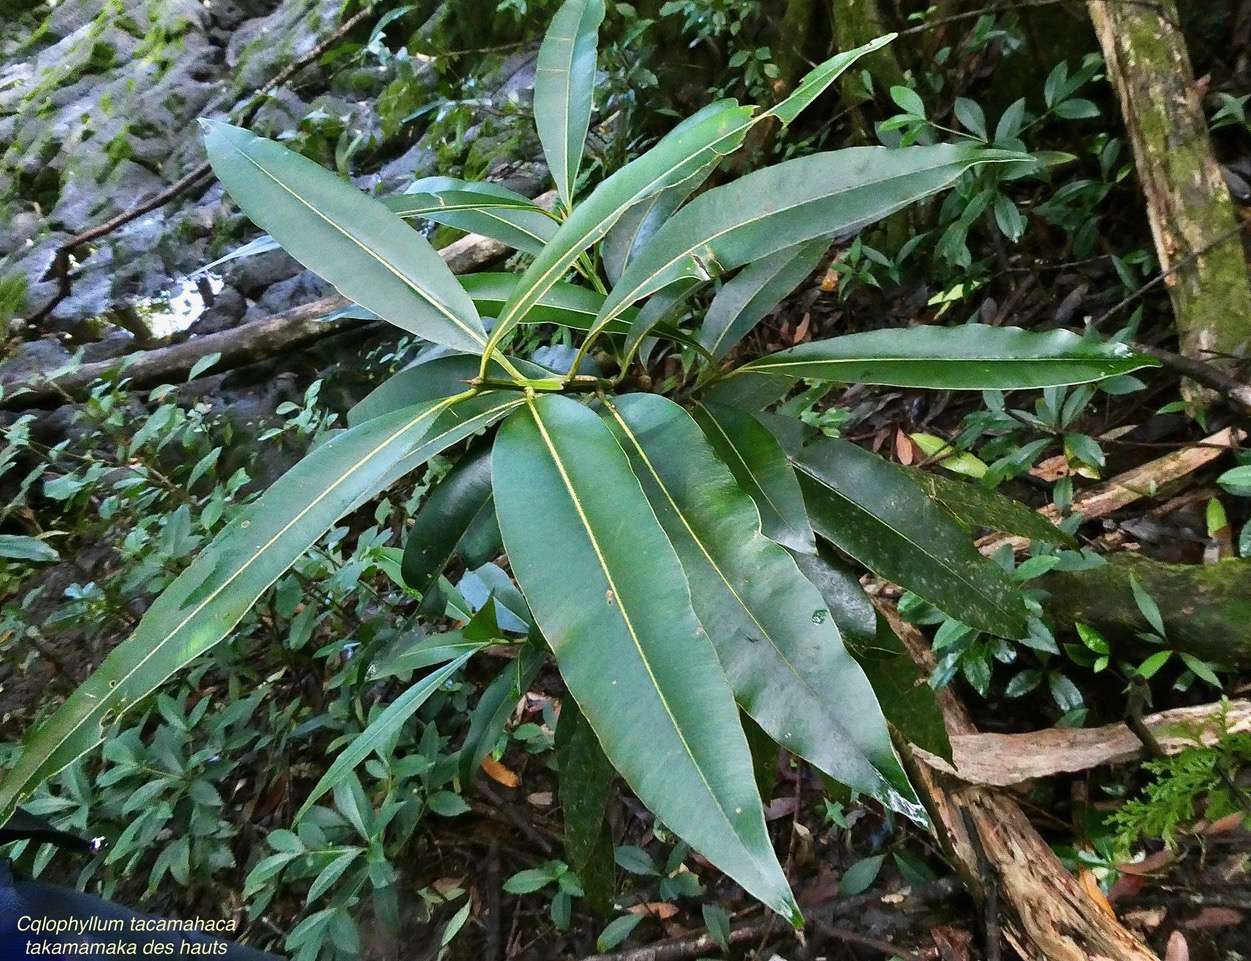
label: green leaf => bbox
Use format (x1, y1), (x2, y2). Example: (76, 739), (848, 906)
(613, 846), (659, 876)
(904, 469), (1076, 546)
(791, 549), (952, 763)
(1217, 465), (1251, 497)
(297, 653), (472, 821)
(555, 697), (616, 915)
(598, 145), (1017, 336)
(401, 442), (500, 600)
(492, 395), (798, 922)
(428, 791), (472, 817)
(387, 178), (557, 254)
(458, 646), (545, 784)
(201, 121), (486, 353)
(307, 849), (363, 903)
(1129, 575), (1166, 637)
(702, 903), (732, 954)
(767, 35), (896, 127)
(692, 402), (814, 554)
(699, 241), (829, 359)
(604, 395), (920, 819)
(596, 914), (643, 953)
(0, 394), (521, 821)
(795, 437), (1029, 638)
(742, 325), (1159, 388)
(838, 854), (884, 896)
(535, 0), (606, 207)
(367, 631), (493, 682)
(483, 100), (757, 357)
(0, 535), (60, 563)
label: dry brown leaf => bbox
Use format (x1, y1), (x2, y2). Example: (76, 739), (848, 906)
(480, 756), (520, 788)
(1079, 867), (1118, 920)
(627, 902), (679, 920)
(1183, 907), (1245, 930)
(526, 791), (553, 807)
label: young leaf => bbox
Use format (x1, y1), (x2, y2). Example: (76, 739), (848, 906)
(535, 0), (606, 207)
(692, 402), (815, 554)
(0, 393), (522, 822)
(597, 144), (1020, 338)
(296, 653), (473, 821)
(482, 101), (757, 358)
(604, 395), (922, 820)
(795, 438), (1029, 639)
(699, 241), (830, 359)
(741, 325), (1159, 388)
(201, 121), (487, 354)
(492, 395), (799, 923)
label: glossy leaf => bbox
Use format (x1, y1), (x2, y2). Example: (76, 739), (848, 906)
(459, 646), (545, 783)
(367, 631), (493, 682)
(0, 536), (60, 563)
(201, 121), (487, 353)
(402, 442), (499, 600)
(692, 402), (814, 553)
(742, 325), (1159, 388)
(699, 242), (829, 358)
(795, 437), (1029, 639)
(604, 395), (920, 819)
(492, 395), (798, 922)
(535, 0), (605, 206)
(297, 653), (473, 821)
(387, 178), (557, 254)
(348, 355), (547, 427)
(792, 550), (951, 762)
(0, 393), (513, 820)
(461, 274), (635, 335)
(599, 144), (1017, 335)
(483, 101), (757, 357)
(767, 35), (896, 127)
(905, 469), (1075, 547)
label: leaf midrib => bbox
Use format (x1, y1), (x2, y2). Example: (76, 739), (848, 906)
(220, 136), (487, 349)
(525, 401), (756, 857)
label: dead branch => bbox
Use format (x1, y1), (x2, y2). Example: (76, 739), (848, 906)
(2, 229), (516, 411)
(975, 427), (1245, 555)
(917, 698), (1251, 787)
(879, 602), (1161, 961)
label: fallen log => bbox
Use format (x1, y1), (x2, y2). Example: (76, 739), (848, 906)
(1, 228), (516, 412)
(924, 698), (1251, 788)
(1039, 552), (1251, 667)
(879, 603), (1161, 961)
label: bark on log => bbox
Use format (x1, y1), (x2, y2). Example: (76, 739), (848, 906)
(1039, 552), (1251, 667)
(0, 228), (519, 412)
(880, 603), (1161, 961)
(927, 698), (1251, 787)
(1088, 0), (1251, 374)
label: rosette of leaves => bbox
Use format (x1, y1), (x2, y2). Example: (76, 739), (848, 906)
(0, 0), (1158, 924)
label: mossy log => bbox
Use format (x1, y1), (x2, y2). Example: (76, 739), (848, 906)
(1088, 0), (1251, 372)
(1040, 552), (1251, 667)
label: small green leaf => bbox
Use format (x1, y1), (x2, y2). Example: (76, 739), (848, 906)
(614, 846), (660, 876)
(838, 854), (884, 896)
(428, 791), (472, 817)
(597, 914), (644, 953)
(0, 535), (60, 564)
(702, 903), (732, 953)
(1129, 575), (1166, 637)
(1217, 465), (1251, 497)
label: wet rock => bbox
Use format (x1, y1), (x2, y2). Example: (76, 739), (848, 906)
(259, 271), (326, 314)
(187, 286), (246, 336)
(0, 337), (72, 387)
(80, 330), (136, 363)
(227, 250), (302, 299)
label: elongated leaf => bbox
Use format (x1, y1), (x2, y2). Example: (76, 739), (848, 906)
(0, 535), (60, 563)
(387, 179), (557, 255)
(767, 35), (896, 127)
(535, 0), (605, 206)
(297, 653), (473, 821)
(458, 645), (545, 783)
(604, 395), (920, 819)
(483, 101), (757, 356)
(791, 550), (951, 762)
(348, 355), (546, 427)
(462, 274), (635, 334)
(492, 395), (798, 922)
(201, 121), (486, 353)
(702, 373), (797, 411)
(598, 144), (1018, 337)
(904, 469), (1075, 546)
(795, 437), (1029, 638)
(0, 393), (506, 821)
(402, 442), (499, 599)
(555, 697), (616, 915)
(742, 325), (1159, 388)
(692, 402), (814, 553)
(699, 241), (829, 358)
(368, 631), (494, 682)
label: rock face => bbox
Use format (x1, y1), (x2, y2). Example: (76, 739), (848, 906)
(0, 0), (546, 399)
